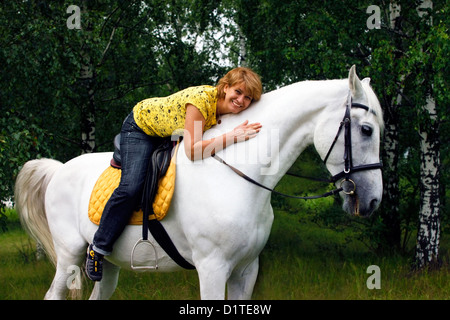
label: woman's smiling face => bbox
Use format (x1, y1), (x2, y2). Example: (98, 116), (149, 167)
(219, 83), (253, 115)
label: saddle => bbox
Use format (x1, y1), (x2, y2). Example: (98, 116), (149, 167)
(89, 134), (194, 269)
(88, 135), (179, 225)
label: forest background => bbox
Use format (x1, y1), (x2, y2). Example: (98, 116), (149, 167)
(0, 0), (448, 271)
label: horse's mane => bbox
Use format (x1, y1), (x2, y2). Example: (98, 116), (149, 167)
(261, 78), (385, 131)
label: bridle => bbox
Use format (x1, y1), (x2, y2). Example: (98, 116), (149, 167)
(212, 91), (383, 200)
(322, 92), (383, 195)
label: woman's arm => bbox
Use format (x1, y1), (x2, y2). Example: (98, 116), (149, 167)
(184, 104), (261, 161)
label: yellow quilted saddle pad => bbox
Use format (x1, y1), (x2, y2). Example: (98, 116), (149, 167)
(88, 145), (178, 225)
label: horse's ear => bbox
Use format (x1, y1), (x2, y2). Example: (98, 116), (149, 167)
(348, 65), (367, 102)
(362, 77), (371, 85)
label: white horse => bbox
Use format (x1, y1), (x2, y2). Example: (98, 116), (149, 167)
(15, 66), (383, 300)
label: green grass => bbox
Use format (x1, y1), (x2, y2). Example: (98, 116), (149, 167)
(253, 210), (449, 300)
(0, 229), (54, 299)
(0, 209), (448, 300)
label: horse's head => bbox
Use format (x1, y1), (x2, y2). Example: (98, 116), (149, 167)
(314, 66), (384, 217)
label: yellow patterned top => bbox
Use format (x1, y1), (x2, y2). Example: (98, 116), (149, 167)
(133, 85), (218, 137)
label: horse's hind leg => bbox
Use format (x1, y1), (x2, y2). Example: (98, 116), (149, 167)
(89, 260), (120, 300)
(227, 257), (259, 300)
(44, 265), (70, 300)
(43, 234), (88, 300)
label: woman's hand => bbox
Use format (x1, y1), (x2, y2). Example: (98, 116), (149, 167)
(230, 120), (262, 143)
(184, 105), (262, 160)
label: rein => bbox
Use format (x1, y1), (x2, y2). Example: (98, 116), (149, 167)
(213, 92), (383, 200)
(212, 154), (344, 200)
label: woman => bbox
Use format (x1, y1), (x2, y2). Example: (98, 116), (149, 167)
(86, 67), (263, 281)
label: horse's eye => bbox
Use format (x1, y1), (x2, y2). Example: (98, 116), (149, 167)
(361, 125), (373, 136)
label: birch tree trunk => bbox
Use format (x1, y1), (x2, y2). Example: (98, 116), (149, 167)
(413, 0), (441, 270)
(414, 94), (441, 269)
(79, 55), (96, 154)
(238, 26), (247, 67)
(79, 2), (96, 154)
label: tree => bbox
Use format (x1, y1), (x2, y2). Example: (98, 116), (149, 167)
(411, 0), (445, 269)
(372, 0), (447, 269)
(232, 0), (449, 261)
(1, 0), (228, 204)
(368, 2), (404, 251)
(232, 0), (407, 250)
(1, 1), (448, 265)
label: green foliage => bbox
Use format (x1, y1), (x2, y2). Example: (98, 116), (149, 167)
(0, 208), (6, 233)
(233, 0), (374, 88)
(0, 1), (448, 254)
(0, 0), (230, 203)
(0, 111), (54, 205)
(234, 0), (449, 255)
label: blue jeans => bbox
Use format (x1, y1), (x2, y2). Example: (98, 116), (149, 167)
(93, 112), (163, 255)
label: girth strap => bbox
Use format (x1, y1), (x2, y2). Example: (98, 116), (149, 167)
(146, 219), (195, 269)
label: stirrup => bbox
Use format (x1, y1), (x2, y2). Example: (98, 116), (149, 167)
(130, 238), (159, 270)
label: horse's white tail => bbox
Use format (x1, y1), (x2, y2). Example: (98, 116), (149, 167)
(14, 158), (63, 266)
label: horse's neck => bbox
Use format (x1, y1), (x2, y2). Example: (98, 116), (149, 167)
(221, 79), (348, 188)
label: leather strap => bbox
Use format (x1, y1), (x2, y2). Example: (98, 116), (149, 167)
(212, 154), (343, 200)
(142, 139), (195, 270)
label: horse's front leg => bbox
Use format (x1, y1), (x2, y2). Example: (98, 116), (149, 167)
(196, 258), (230, 300)
(227, 257), (259, 300)
(89, 260), (121, 300)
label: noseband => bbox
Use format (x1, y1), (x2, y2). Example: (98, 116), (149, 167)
(323, 92), (383, 194)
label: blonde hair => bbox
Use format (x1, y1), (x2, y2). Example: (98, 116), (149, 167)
(216, 67), (262, 102)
